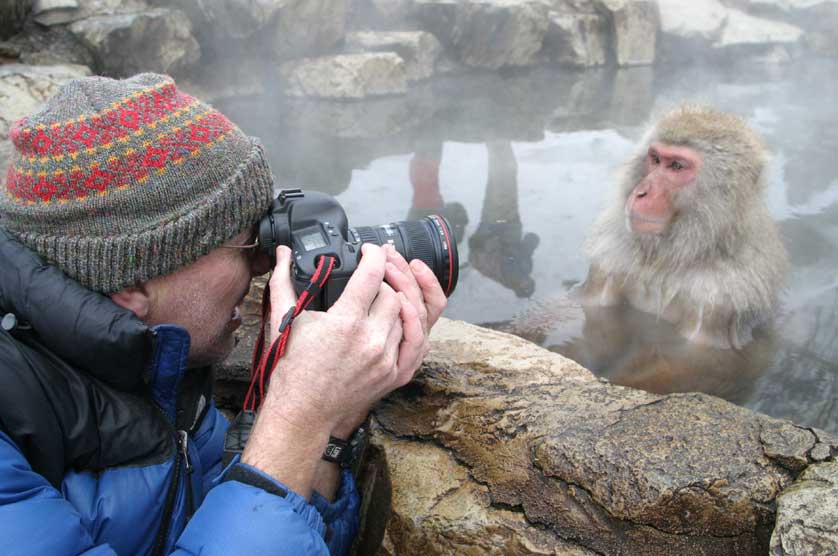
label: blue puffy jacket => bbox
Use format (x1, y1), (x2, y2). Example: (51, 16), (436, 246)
(0, 228), (360, 555)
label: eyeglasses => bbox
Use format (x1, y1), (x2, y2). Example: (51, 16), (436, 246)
(220, 230), (260, 254)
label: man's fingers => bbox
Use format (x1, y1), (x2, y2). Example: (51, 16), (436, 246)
(383, 310), (404, 364)
(330, 244), (387, 316)
(396, 292), (426, 386)
(384, 257), (429, 334)
(368, 281), (401, 323)
(410, 258), (447, 327)
(268, 246), (298, 338)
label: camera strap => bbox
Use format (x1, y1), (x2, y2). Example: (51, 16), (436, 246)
(242, 255), (336, 412)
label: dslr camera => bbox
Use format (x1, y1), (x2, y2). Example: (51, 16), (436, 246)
(256, 189), (459, 309)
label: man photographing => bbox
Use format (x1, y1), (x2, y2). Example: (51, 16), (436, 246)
(0, 73), (447, 555)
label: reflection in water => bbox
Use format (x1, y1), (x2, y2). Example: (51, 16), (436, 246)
(217, 60), (838, 433)
(468, 142), (540, 298)
(406, 141), (469, 245)
(751, 288), (838, 430)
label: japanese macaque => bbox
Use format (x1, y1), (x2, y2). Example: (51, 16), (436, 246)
(580, 105), (788, 349)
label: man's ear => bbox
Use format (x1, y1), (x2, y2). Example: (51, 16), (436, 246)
(110, 286), (151, 319)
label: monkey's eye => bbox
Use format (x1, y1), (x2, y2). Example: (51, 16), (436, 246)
(670, 160), (683, 170)
(650, 153), (660, 165)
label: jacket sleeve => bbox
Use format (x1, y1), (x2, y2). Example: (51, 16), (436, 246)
(310, 471), (361, 556)
(179, 406), (361, 556)
(0, 431), (118, 556)
(172, 462), (331, 555)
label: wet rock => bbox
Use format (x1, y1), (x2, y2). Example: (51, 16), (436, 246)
(68, 7), (200, 76)
(0, 22), (94, 68)
(345, 31), (442, 81)
(280, 53), (407, 99)
(165, 0), (348, 62)
(366, 434), (599, 556)
(349, 0), (413, 30)
(31, 0), (80, 26)
(160, 0), (279, 43)
(350, 318), (836, 556)
(658, 0), (728, 44)
(268, 0), (349, 61)
(0, 0), (31, 40)
(0, 64), (90, 175)
(413, 0), (550, 70)
(543, 11), (608, 67)
(714, 9), (803, 49)
(743, 0), (838, 56)
(33, 0), (148, 26)
(549, 0), (599, 13)
(770, 461), (838, 556)
(596, 0), (660, 66)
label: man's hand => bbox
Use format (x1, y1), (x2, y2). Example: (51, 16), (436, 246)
(326, 244), (447, 439)
(241, 243), (446, 497)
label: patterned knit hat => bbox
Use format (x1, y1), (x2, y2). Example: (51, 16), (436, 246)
(0, 73), (274, 293)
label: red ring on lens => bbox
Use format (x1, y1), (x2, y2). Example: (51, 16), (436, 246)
(430, 215), (454, 296)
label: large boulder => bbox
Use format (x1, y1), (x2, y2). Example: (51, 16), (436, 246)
(595, 0), (660, 66)
(349, 0), (414, 29)
(740, 0), (838, 55)
(351, 318), (837, 556)
(657, 0), (728, 44)
(412, 0), (550, 69)
(0, 0), (32, 40)
(280, 53), (408, 99)
(68, 6), (200, 76)
(0, 22), (95, 68)
(157, 0), (348, 62)
(657, 1), (805, 62)
(31, 0), (81, 26)
(543, 10), (609, 67)
(770, 460), (838, 555)
(345, 31), (443, 81)
(0, 64), (91, 175)
(267, 0), (350, 61)
(31, 0), (146, 26)
(714, 7), (803, 49)
(159, 0), (281, 43)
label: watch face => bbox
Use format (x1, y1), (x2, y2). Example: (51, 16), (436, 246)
(324, 443), (344, 460)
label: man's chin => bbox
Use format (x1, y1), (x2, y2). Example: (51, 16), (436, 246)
(186, 333), (237, 369)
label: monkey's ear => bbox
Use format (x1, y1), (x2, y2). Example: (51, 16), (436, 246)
(110, 286), (151, 319)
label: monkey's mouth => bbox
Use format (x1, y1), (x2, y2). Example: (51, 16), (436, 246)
(628, 213), (669, 235)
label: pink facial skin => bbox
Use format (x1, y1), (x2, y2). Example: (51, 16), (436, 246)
(626, 142), (702, 234)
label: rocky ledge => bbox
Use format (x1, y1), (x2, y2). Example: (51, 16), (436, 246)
(350, 319), (837, 556)
(214, 311), (837, 556)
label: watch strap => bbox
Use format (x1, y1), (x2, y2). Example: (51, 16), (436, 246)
(322, 436), (349, 465)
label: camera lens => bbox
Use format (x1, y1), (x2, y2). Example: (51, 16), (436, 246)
(351, 215), (459, 297)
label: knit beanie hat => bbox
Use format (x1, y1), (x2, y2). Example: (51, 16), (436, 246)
(0, 73), (275, 293)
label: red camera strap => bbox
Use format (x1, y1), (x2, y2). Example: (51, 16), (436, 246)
(243, 256), (336, 411)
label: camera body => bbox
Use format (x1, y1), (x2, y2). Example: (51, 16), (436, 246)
(257, 189), (458, 311)
(258, 189), (362, 310)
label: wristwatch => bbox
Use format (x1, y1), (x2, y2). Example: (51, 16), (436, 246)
(322, 419), (369, 469)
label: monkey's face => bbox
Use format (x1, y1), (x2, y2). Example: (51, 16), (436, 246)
(624, 142), (702, 235)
